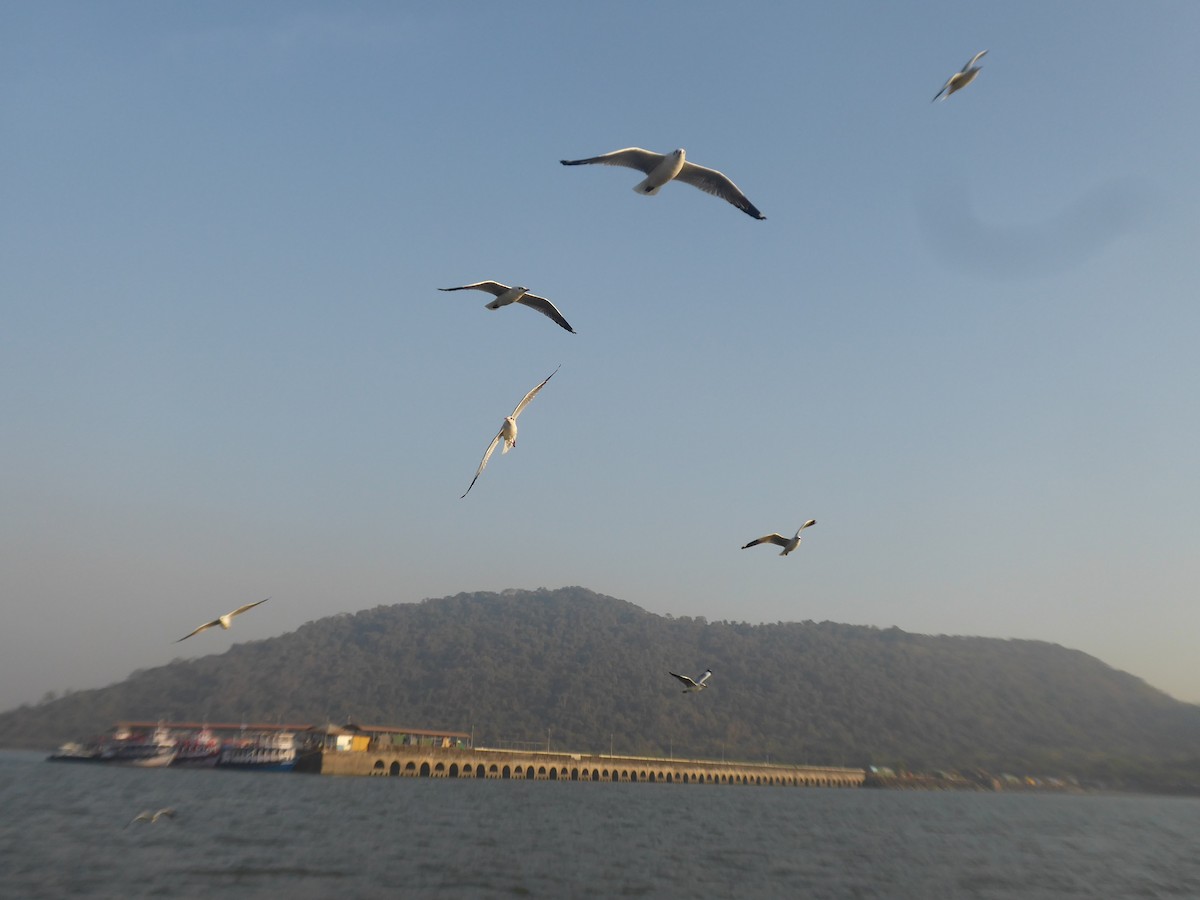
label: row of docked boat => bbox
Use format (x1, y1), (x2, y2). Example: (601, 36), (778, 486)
(47, 724), (300, 771)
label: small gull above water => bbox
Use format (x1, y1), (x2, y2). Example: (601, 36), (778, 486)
(126, 808), (176, 828)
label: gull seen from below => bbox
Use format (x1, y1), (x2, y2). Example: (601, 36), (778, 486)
(560, 148), (766, 220)
(175, 598), (270, 642)
(932, 50), (988, 102)
(461, 366), (560, 498)
(438, 281), (576, 334)
(669, 669), (712, 693)
(741, 519), (817, 556)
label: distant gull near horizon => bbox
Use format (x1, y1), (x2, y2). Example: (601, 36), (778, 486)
(933, 50), (987, 102)
(560, 148), (766, 220)
(741, 519), (817, 556)
(669, 669), (712, 693)
(461, 366), (559, 498)
(175, 598), (269, 642)
(439, 281), (576, 334)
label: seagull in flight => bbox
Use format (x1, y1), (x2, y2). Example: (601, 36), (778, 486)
(932, 50), (988, 102)
(175, 598), (269, 642)
(741, 519), (817, 556)
(561, 148), (765, 220)
(669, 669), (712, 693)
(439, 281), (576, 334)
(126, 808), (177, 828)
(462, 367), (559, 498)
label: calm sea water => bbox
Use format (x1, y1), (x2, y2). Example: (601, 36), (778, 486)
(2, 750), (1198, 899)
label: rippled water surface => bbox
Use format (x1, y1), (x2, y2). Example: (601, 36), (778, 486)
(2, 751), (1198, 898)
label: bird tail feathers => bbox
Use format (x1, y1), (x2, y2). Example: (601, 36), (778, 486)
(633, 177), (662, 196)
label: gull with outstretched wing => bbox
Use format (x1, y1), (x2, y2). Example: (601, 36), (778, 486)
(126, 808), (177, 827)
(175, 599), (269, 642)
(561, 148), (765, 220)
(462, 367), (559, 498)
(741, 519), (817, 557)
(669, 669), (712, 693)
(933, 50), (988, 102)
(439, 281), (575, 334)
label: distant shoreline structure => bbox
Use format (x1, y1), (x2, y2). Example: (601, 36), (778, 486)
(37, 719), (1104, 792)
(303, 741), (866, 786)
(44, 719), (867, 786)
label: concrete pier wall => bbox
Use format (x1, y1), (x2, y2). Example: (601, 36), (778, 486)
(301, 746), (864, 787)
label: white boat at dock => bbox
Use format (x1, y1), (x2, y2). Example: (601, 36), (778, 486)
(98, 724), (178, 767)
(218, 729), (299, 771)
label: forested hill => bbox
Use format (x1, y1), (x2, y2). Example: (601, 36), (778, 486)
(5, 587), (1199, 789)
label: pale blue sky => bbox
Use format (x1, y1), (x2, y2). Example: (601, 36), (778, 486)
(3, 2), (1198, 711)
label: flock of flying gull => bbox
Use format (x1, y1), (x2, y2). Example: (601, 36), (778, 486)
(168, 51), (989, 700)
(445, 149), (771, 499)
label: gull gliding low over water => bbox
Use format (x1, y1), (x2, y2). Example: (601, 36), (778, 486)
(438, 281), (576, 334)
(461, 366), (559, 498)
(741, 519), (817, 556)
(175, 598), (269, 642)
(560, 148), (766, 220)
(126, 808), (177, 828)
(933, 50), (988, 102)
(669, 669), (712, 693)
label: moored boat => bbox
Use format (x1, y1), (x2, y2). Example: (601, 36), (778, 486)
(172, 727), (221, 768)
(218, 730), (299, 771)
(99, 724), (178, 767)
(47, 741), (103, 763)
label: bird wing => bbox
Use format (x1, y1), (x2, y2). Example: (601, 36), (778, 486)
(462, 366), (560, 497)
(798, 519), (817, 533)
(932, 81), (950, 102)
(962, 49), (987, 71)
(439, 282), (510, 297)
(669, 671), (698, 688)
(518, 294), (575, 334)
(175, 619), (221, 642)
(696, 670), (712, 686)
(675, 162), (765, 219)
(510, 365), (560, 419)
(153, 808), (177, 821)
(228, 598), (269, 618)
(461, 431), (503, 498)
(560, 148), (663, 174)
(742, 533), (788, 549)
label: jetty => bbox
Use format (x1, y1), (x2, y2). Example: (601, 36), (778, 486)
(54, 720), (865, 786)
(298, 724), (865, 786)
